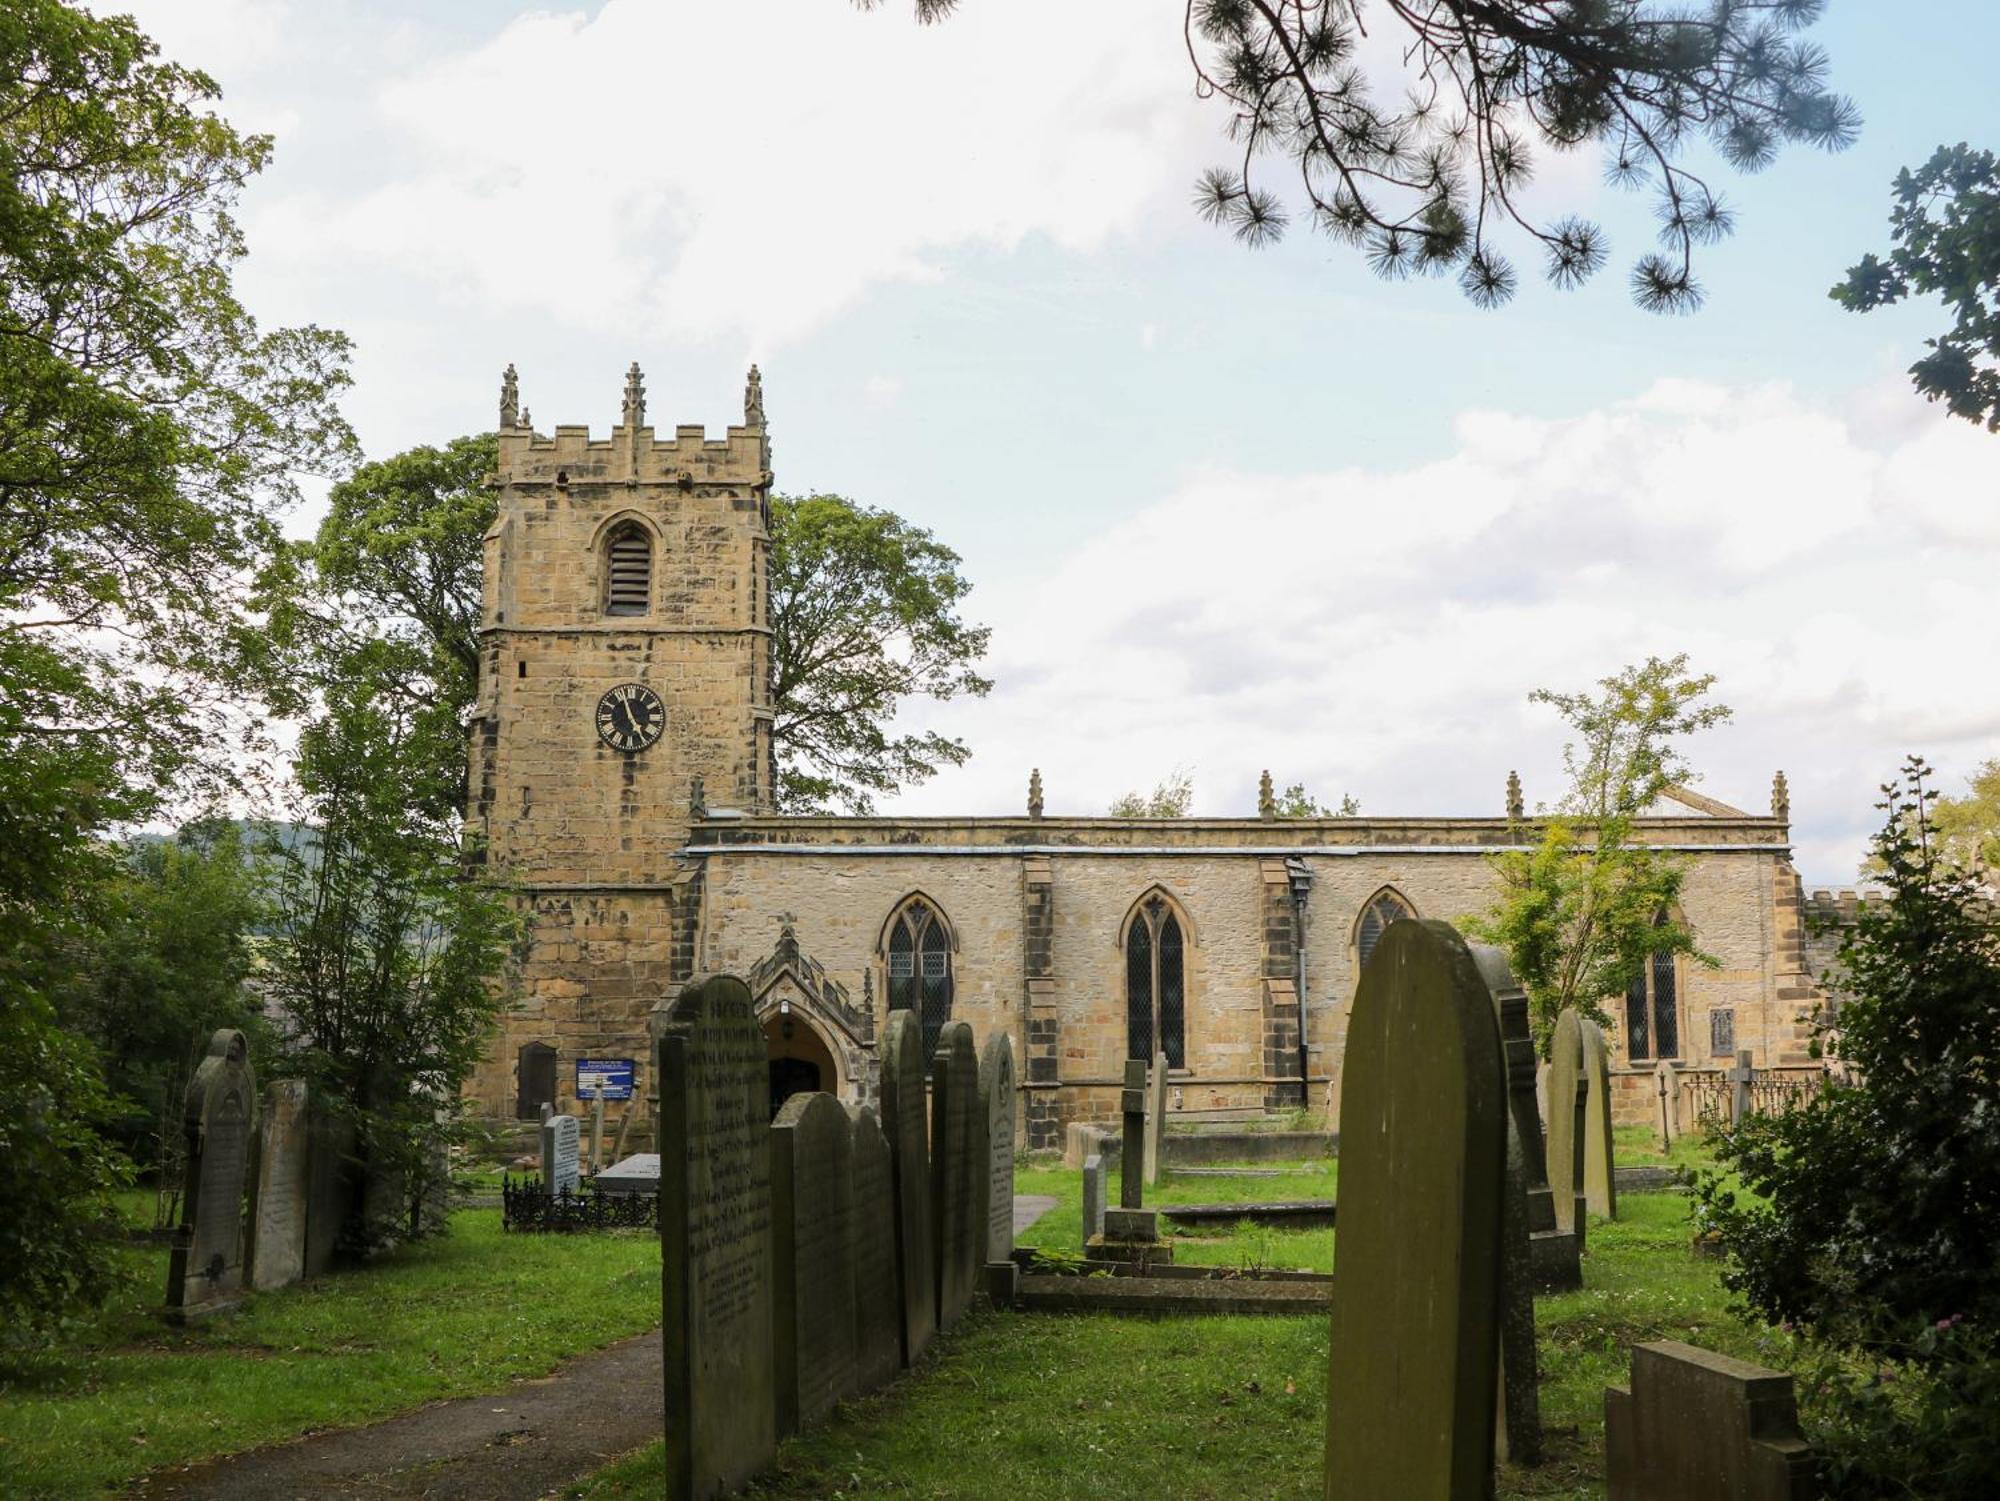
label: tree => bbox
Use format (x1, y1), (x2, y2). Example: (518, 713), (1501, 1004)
(1834, 144), (2000, 431)
(1468, 654), (1729, 1052)
(0, 0), (350, 1332)
(1274, 781), (1359, 818)
(1692, 761), (2000, 1497)
(863, 1), (1856, 310)
(760, 492), (993, 812)
(262, 631), (518, 1257)
(1933, 758), (2000, 888)
(1109, 770), (1195, 818)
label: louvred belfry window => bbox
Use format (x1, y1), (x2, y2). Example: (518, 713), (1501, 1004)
(886, 898), (953, 1070)
(1125, 893), (1186, 1069)
(1625, 910), (1683, 1062)
(603, 523), (652, 616)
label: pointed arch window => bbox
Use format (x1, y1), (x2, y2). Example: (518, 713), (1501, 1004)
(1355, 887), (1417, 973)
(1125, 893), (1186, 1069)
(885, 898), (953, 1067)
(603, 522), (652, 616)
(1624, 910), (1682, 1061)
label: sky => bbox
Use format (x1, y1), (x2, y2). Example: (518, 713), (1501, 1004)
(127, 0), (2000, 885)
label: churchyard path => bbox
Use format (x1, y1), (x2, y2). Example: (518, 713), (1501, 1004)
(133, 1197), (1060, 1500)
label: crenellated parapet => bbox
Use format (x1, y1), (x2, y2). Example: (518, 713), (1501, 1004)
(493, 361), (771, 491)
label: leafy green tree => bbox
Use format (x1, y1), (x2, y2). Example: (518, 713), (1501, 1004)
(1934, 758), (2000, 886)
(1274, 782), (1359, 818)
(864, 0), (1856, 310)
(770, 493), (992, 812)
(263, 632), (519, 1256)
(1694, 760), (2000, 1497)
(0, 0), (349, 1330)
(1109, 771), (1195, 818)
(1468, 654), (1729, 1052)
(1834, 144), (2000, 431)
(59, 822), (269, 1159)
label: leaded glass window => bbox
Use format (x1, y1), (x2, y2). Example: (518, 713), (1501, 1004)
(1125, 894), (1186, 1069)
(1355, 889), (1417, 973)
(885, 898), (952, 1068)
(1625, 910), (1683, 1062)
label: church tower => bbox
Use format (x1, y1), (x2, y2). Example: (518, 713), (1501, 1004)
(465, 363), (774, 1120)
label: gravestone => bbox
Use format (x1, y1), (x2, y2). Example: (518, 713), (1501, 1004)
(542, 1113), (581, 1197)
(929, 1021), (981, 1332)
(246, 1078), (310, 1293)
(1470, 946), (1541, 1463)
(165, 1029), (257, 1322)
(304, 1103), (354, 1276)
(979, 1033), (1017, 1263)
(1653, 1060), (1682, 1143)
(771, 1092), (856, 1438)
(1581, 1020), (1619, 1221)
(1144, 1050), (1167, 1186)
(877, 1011), (936, 1367)
(1081, 1153), (1106, 1245)
(1119, 1058), (1147, 1210)
(1605, 1341), (1817, 1500)
(847, 1107), (902, 1396)
(654, 975), (775, 1501)
(1545, 1008), (1589, 1242)
(1325, 920), (1505, 1501)
(1728, 1049), (1757, 1123)
(1472, 954), (1579, 1295)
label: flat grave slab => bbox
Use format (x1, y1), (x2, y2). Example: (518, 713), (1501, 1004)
(594, 1153), (661, 1195)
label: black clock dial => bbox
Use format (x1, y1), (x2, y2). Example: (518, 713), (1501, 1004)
(595, 683), (665, 753)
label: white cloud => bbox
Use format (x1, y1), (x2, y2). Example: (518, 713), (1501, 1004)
(889, 380), (2000, 886)
(862, 375), (905, 410)
(245, 0), (1205, 351)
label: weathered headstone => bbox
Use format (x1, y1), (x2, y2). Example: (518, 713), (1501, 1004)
(1119, 1058), (1147, 1210)
(1545, 1008), (1589, 1242)
(1475, 952), (1579, 1296)
(246, 1078), (310, 1293)
(1144, 1050), (1167, 1186)
(771, 1092), (856, 1438)
(846, 1107), (902, 1396)
(877, 1011), (936, 1367)
(1470, 946), (1541, 1464)
(1653, 1059), (1682, 1143)
(1581, 1020), (1619, 1221)
(304, 1103), (354, 1276)
(979, 1033), (1017, 1264)
(1728, 1048), (1757, 1123)
(166, 1029), (257, 1322)
(929, 1020), (981, 1332)
(654, 975), (775, 1501)
(1325, 920), (1505, 1501)
(1605, 1341), (1817, 1500)
(542, 1112), (581, 1197)
(1081, 1153), (1106, 1245)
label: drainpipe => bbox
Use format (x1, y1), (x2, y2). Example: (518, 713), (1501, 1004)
(1286, 858), (1314, 1109)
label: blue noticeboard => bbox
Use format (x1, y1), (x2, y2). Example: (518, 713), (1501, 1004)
(575, 1058), (635, 1101)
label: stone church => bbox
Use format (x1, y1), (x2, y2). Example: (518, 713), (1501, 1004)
(463, 365), (1832, 1147)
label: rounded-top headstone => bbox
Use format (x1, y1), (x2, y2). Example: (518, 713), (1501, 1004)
(845, 1106), (902, 1395)
(877, 1011), (936, 1367)
(978, 1033), (1016, 1262)
(1580, 1019), (1618, 1221)
(771, 1091), (856, 1438)
(167, 1028), (258, 1318)
(929, 1020), (981, 1332)
(1545, 1008), (1586, 1238)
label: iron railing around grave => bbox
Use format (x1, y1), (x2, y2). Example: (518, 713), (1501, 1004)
(500, 1175), (657, 1233)
(1675, 1066), (1829, 1130)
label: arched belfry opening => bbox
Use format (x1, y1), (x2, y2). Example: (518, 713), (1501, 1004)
(602, 519), (652, 616)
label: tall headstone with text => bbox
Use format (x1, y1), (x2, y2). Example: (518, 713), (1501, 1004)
(771, 1092), (856, 1438)
(166, 1029), (257, 1322)
(1325, 921), (1505, 1501)
(878, 1011), (936, 1367)
(1581, 1020), (1619, 1221)
(1606, 1341), (1818, 1499)
(246, 1078), (310, 1293)
(542, 1113), (581, 1197)
(654, 976), (775, 1501)
(1545, 1008), (1589, 1242)
(847, 1107), (902, 1395)
(930, 1020), (981, 1332)
(1475, 948), (1577, 1296)
(979, 1034), (1017, 1263)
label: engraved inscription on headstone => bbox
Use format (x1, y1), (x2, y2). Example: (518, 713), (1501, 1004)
(247, 1078), (310, 1293)
(878, 1012), (936, 1368)
(929, 1020), (980, 1332)
(655, 975), (776, 1501)
(542, 1113), (581, 1197)
(771, 1092), (856, 1438)
(847, 1106), (902, 1396)
(166, 1029), (257, 1322)
(979, 1033), (1016, 1263)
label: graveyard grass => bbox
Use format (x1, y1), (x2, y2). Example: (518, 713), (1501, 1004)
(575, 1143), (1755, 1501)
(0, 1210), (660, 1496)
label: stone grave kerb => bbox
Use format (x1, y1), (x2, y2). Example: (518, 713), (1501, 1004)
(166, 1028), (257, 1323)
(654, 975), (776, 1501)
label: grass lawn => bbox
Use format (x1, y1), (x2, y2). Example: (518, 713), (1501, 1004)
(577, 1146), (1755, 1501)
(0, 1210), (661, 1497)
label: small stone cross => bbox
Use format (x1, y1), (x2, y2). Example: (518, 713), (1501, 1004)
(1119, 1059), (1147, 1210)
(1726, 1049), (1756, 1123)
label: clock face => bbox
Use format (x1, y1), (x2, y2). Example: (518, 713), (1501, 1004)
(595, 683), (666, 753)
